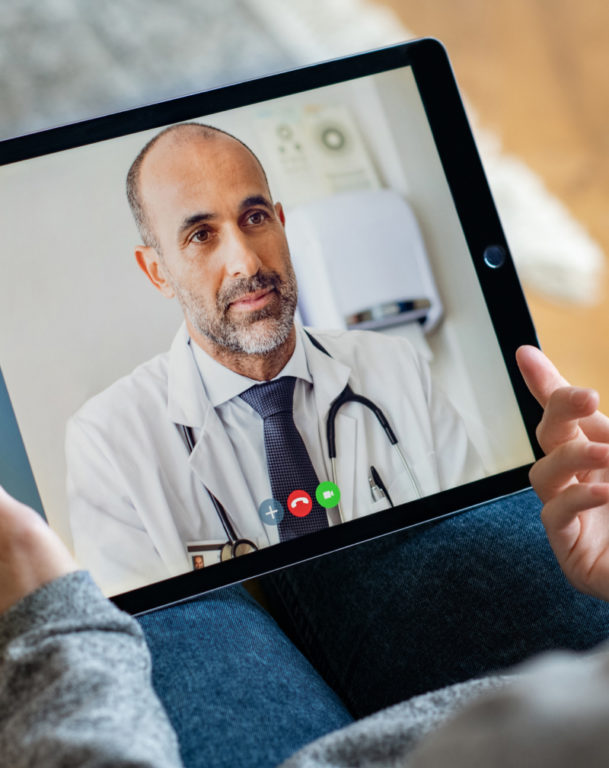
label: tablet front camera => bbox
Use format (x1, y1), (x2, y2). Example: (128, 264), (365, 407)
(483, 245), (507, 269)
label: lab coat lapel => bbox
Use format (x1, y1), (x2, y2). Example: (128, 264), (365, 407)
(189, 411), (260, 539)
(303, 331), (358, 521)
(166, 324), (208, 428)
(166, 325), (261, 539)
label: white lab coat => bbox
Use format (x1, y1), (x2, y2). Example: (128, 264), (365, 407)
(66, 325), (484, 596)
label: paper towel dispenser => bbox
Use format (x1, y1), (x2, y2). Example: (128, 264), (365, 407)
(285, 188), (443, 333)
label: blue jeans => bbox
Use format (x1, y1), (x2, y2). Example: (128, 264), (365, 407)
(138, 490), (609, 768)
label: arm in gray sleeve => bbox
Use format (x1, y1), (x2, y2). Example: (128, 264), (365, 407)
(407, 646), (609, 768)
(0, 570), (183, 768)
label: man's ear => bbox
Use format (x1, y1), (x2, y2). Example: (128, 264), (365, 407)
(275, 201), (286, 227)
(135, 246), (175, 298)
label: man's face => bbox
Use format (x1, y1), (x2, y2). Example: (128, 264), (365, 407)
(137, 133), (297, 356)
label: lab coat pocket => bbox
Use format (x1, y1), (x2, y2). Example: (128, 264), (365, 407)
(387, 469), (420, 508)
(367, 470), (417, 517)
(370, 496), (393, 515)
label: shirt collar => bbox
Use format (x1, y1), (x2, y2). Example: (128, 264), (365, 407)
(190, 323), (313, 408)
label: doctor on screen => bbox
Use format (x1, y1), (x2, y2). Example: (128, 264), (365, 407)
(65, 122), (484, 596)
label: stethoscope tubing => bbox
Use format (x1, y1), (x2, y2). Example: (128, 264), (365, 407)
(326, 384), (398, 458)
(311, 334), (422, 521)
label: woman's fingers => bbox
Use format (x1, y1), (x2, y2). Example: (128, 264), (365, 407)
(529, 441), (609, 502)
(536, 386), (599, 454)
(0, 486), (78, 613)
(540, 482), (609, 536)
(579, 409), (609, 444)
(516, 345), (569, 407)
(517, 345), (609, 447)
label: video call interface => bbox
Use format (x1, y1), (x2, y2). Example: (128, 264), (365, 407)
(0, 63), (535, 596)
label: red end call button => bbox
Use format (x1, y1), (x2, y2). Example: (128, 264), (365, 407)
(287, 490), (313, 517)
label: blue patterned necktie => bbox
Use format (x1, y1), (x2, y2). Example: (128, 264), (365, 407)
(240, 376), (329, 541)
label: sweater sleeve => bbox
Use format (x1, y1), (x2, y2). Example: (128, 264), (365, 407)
(0, 570), (183, 768)
(407, 645), (609, 768)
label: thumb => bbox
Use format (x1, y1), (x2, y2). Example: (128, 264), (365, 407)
(516, 345), (569, 408)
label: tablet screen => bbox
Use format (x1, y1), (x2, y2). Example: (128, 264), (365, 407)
(0, 42), (538, 608)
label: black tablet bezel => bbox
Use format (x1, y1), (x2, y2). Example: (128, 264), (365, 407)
(0, 38), (543, 615)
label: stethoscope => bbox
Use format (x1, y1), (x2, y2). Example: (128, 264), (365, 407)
(178, 331), (421, 559)
(305, 332), (421, 521)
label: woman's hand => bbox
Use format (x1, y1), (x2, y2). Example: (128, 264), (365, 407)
(0, 486), (78, 613)
(517, 345), (609, 600)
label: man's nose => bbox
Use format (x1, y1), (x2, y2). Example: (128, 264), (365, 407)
(223, 228), (263, 278)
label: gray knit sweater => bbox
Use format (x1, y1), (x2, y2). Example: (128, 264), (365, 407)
(0, 571), (181, 767)
(2, 571), (609, 768)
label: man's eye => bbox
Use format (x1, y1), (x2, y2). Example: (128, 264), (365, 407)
(191, 229), (210, 243)
(247, 211), (267, 225)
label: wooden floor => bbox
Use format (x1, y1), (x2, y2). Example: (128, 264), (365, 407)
(380, 0), (609, 402)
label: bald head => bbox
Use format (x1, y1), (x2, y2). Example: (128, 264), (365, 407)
(126, 123), (269, 251)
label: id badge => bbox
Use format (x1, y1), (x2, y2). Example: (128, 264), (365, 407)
(186, 540), (225, 570)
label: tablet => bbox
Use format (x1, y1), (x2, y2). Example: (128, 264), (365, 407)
(0, 38), (542, 614)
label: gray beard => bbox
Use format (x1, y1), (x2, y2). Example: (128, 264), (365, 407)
(176, 269), (298, 355)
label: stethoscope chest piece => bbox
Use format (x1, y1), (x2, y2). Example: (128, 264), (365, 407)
(220, 539), (258, 561)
